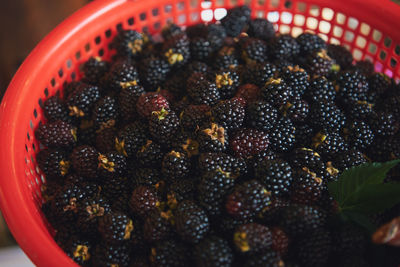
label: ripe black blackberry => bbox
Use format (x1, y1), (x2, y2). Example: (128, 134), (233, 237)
(241, 62), (277, 88)
(36, 120), (77, 148)
(190, 37), (213, 61)
(261, 78), (292, 108)
(294, 123), (314, 148)
(162, 33), (190, 68)
(382, 95), (400, 120)
(92, 96), (119, 130)
(246, 100), (278, 131)
(81, 57), (110, 84)
(353, 60), (374, 75)
(335, 70), (369, 105)
(309, 100), (346, 131)
(295, 228), (331, 267)
(161, 150), (190, 180)
(139, 56), (170, 90)
(112, 29), (145, 59)
(211, 97), (245, 131)
(255, 158), (293, 197)
(230, 128), (269, 158)
(331, 223), (367, 256)
(247, 18), (275, 41)
(194, 236), (233, 267)
(312, 131), (348, 160)
(175, 200), (209, 243)
(63, 236), (92, 266)
(281, 65), (309, 96)
(129, 186), (160, 217)
(241, 38), (269, 63)
(233, 223), (272, 254)
(132, 168), (163, 193)
(98, 212), (134, 243)
(102, 176), (130, 202)
(77, 196), (111, 236)
(98, 151), (127, 178)
(37, 148), (70, 181)
(92, 242), (130, 267)
(333, 150), (367, 172)
(345, 100), (374, 121)
(369, 111), (399, 136)
(213, 46), (240, 70)
(143, 210), (173, 243)
(180, 104), (211, 131)
(269, 117), (296, 153)
(221, 5), (251, 37)
(279, 204), (327, 237)
(304, 76), (336, 103)
(43, 95), (71, 123)
(280, 98), (309, 122)
(161, 22), (183, 40)
(136, 92), (170, 119)
(96, 127), (117, 153)
(197, 169), (238, 216)
(198, 151), (247, 175)
(343, 119), (375, 150)
(71, 145), (98, 178)
(187, 73), (220, 105)
(207, 23), (227, 51)
(305, 49), (333, 77)
(226, 180), (271, 220)
(76, 119), (97, 147)
(150, 239), (190, 267)
(269, 34), (300, 61)
(197, 123), (228, 152)
(104, 59), (140, 92)
(288, 148), (326, 176)
(115, 121), (148, 158)
(367, 72), (391, 103)
(215, 69), (240, 99)
(296, 32), (327, 56)
(149, 108), (180, 146)
(290, 167), (325, 205)
(136, 140), (163, 167)
(167, 179), (196, 208)
(66, 82), (101, 118)
(244, 249), (283, 267)
(327, 44), (353, 70)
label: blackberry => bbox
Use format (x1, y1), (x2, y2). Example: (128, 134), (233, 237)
(139, 56), (170, 90)
(369, 111), (399, 136)
(331, 223), (367, 256)
(197, 123), (228, 152)
(207, 23), (227, 51)
(150, 239), (189, 267)
(161, 22), (183, 40)
(98, 151), (127, 178)
(247, 18), (275, 41)
(161, 150), (190, 180)
(132, 168), (163, 190)
(66, 82), (101, 118)
(170, 133), (200, 158)
(293, 123), (315, 148)
(335, 70), (369, 104)
(288, 148), (326, 176)
(197, 169), (238, 216)
(194, 236), (233, 267)
(295, 228), (331, 267)
(244, 249), (283, 267)
(143, 210), (173, 243)
(242, 62), (277, 88)
(112, 30), (144, 59)
(136, 92), (170, 119)
(354, 60), (374, 75)
(36, 120), (77, 148)
(367, 72), (391, 103)
(92, 96), (119, 130)
(81, 57), (110, 84)
(382, 95), (400, 119)
(281, 65), (309, 96)
(37, 148), (70, 180)
(98, 212), (134, 243)
(235, 84), (261, 104)
(136, 140), (163, 167)
(304, 76), (336, 103)
(230, 128), (269, 158)
(190, 37), (213, 61)
(129, 186), (160, 217)
(255, 158), (293, 197)
(269, 117), (296, 153)
(312, 131), (348, 160)
(261, 78), (292, 108)
(280, 204), (327, 237)
(186, 61), (211, 76)
(180, 104), (211, 131)
(226, 180), (271, 219)
(77, 196), (111, 236)
(96, 127), (117, 153)
(115, 121), (148, 158)
(110, 191), (131, 214)
(211, 97), (245, 131)
(71, 145), (98, 178)
(333, 149), (367, 171)
(241, 38), (269, 63)
(327, 44), (353, 70)
(247, 100), (278, 131)
(309, 100), (346, 131)
(296, 32), (327, 55)
(92, 242), (130, 267)
(305, 49), (333, 77)
(102, 176), (130, 202)
(63, 236), (92, 265)
(213, 46), (240, 70)
(271, 227), (289, 256)
(43, 95), (71, 123)
(187, 73), (220, 105)
(167, 179), (196, 208)
(269, 34), (300, 61)
(162, 33), (190, 68)
(149, 108), (180, 146)
(105, 59), (140, 92)
(290, 167), (325, 205)
(77, 119), (97, 147)
(233, 223), (272, 254)
(280, 98), (309, 122)
(175, 200), (209, 243)
(221, 5), (251, 37)
(215, 69), (240, 99)
(345, 100), (374, 121)
(258, 198), (290, 228)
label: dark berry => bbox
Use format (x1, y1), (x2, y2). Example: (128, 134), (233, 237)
(175, 200), (209, 243)
(230, 128), (269, 158)
(36, 120), (77, 148)
(194, 236), (233, 267)
(136, 92), (170, 119)
(247, 100), (278, 131)
(71, 145), (98, 178)
(233, 223), (272, 253)
(211, 97), (245, 131)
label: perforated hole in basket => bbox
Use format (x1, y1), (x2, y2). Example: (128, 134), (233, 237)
(23, 0), (400, 224)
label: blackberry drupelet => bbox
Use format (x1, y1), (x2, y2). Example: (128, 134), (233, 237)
(162, 150), (190, 180)
(296, 32), (327, 56)
(197, 123), (229, 152)
(36, 120), (77, 148)
(136, 92), (170, 119)
(70, 145), (98, 178)
(309, 100), (346, 131)
(255, 158), (293, 197)
(211, 97), (245, 131)
(115, 121), (148, 158)
(81, 57), (110, 84)
(180, 104), (211, 131)
(247, 100), (278, 131)
(327, 44), (353, 70)
(269, 117), (296, 153)
(230, 128), (269, 158)
(304, 76), (336, 103)
(261, 78), (292, 108)
(221, 5), (251, 37)
(92, 96), (119, 130)
(281, 65), (309, 96)
(280, 98), (309, 122)
(149, 108), (180, 146)
(241, 38), (269, 63)
(98, 212), (134, 243)
(139, 56), (170, 90)
(269, 34), (300, 61)
(215, 69), (240, 99)
(233, 223), (273, 254)
(37, 148), (70, 181)
(66, 82), (101, 118)
(98, 151), (127, 178)
(305, 49), (333, 77)
(129, 186), (160, 217)
(112, 29), (145, 59)
(43, 95), (71, 123)
(247, 18), (275, 41)
(242, 62), (277, 88)
(187, 73), (221, 105)
(194, 236), (233, 267)
(143, 210), (173, 243)
(290, 167), (325, 205)
(103, 59), (140, 92)
(333, 149), (367, 172)
(136, 140), (163, 167)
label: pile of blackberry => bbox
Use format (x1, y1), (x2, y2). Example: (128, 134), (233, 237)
(36, 5), (400, 267)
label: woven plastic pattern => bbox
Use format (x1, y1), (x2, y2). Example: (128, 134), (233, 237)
(0, 0), (399, 266)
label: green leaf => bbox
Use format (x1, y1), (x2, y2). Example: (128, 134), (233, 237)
(341, 211), (376, 234)
(342, 183), (400, 214)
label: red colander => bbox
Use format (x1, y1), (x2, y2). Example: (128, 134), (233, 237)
(0, 0), (399, 266)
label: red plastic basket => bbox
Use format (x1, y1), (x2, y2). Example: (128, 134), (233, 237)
(0, 0), (399, 266)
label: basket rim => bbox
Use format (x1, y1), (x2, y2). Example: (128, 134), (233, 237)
(0, 0), (399, 266)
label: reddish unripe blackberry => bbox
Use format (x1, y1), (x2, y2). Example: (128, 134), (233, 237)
(255, 158), (293, 197)
(197, 123), (228, 153)
(241, 38), (269, 63)
(150, 239), (190, 267)
(115, 121), (148, 158)
(162, 33), (191, 68)
(221, 5), (251, 37)
(175, 200), (209, 243)
(37, 148), (70, 181)
(309, 100), (346, 131)
(327, 44), (353, 70)
(269, 34), (300, 61)
(296, 32), (327, 56)
(143, 210), (173, 243)
(77, 196), (111, 236)
(95, 127), (117, 153)
(66, 83), (101, 118)
(112, 30), (145, 58)
(226, 180), (271, 220)
(261, 78), (292, 108)
(149, 108), (180, 146)
(215, 69), (240, 99)
(98, 212), (134, 243)
(233, 223), (272, 254)
(92, 242), (130, 267)
(92, 96), (119, 130)
(244, 249), (284, 267)
(104, 59), (140, 92)
(194, 236), (233, 267)
(369, 111), (399, 136)
(98, 151), (127, 178)
(231, 128), (269, 159)
(333, 150), (367, 172)
(281, 65), (309, 96)
(71, 145), (98, 178)
(179, 104), (211, 131)
(136, 92), (170, 119)
(63, 236), (92, 266)
(136, 140), (163, 167)
(295, 228), (332, 267)
(36, 120), (77, 148)
(247, 100), (278, 131)
(235, 84), (261, 104)
(130, 186), (160, 217)
(271, 227), (289, 256)
(198, 152), (247, 176)
(81, 57), (110, 84)
(269, 117), (296, 153)
(290, 167), (325, 205)
(248, 18), (275, 41)
(211, 97), (245, 131)
(241, 62), (277, 88)
(162, 150), (190, 180)
(43, 95), (71, 123)
(304, 76), (336, 103)
(187, 73), (221, 106)
(280, 98), (309, 122)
